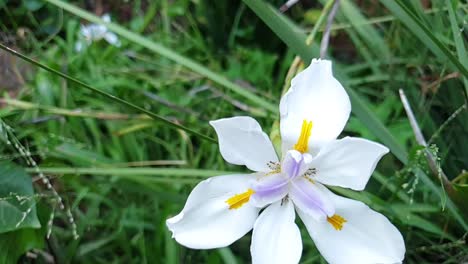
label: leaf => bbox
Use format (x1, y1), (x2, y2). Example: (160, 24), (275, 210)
(0, 228), (44, 264)
(0, 161), (40, 234)
(392, 210), (455, 240)
(22, 0), (45, 11)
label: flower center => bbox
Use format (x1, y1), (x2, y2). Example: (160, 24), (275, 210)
(226, 189), (255, 209)
(327, 214), (347, 230)
(266, 161), (281, 175)
(293, 120), (313, 153)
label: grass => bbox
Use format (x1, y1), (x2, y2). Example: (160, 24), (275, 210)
(0, 0), (467, 263)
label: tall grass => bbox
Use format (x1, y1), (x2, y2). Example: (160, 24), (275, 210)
(0, 0), (466, 263)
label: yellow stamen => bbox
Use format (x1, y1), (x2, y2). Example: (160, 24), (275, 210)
(327, 214), (347, 230)
(304, 175), (315, 184)
(293, 120), (313, 153)
(266, 168), (281, 176)
(225, 189), (255, 209)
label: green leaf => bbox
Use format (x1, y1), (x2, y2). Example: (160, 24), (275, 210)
(0, 161), (40, 233)
(43, 0), (277, 114)
(393, 210), (455, 240)
(0, 228), (44, 264)
(22, 0), (45, 11)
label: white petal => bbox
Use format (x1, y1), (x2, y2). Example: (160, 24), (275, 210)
(210, 117), (278, 172)
(102, 13), (111, 23)
(312, 137), (389, 191)
(251, 200), (302, 264)
(279, 59), (351, 154)
(75, 41), (84, 52)
(289, 178), (335, 221)
(104, 32), (120, 46)
(79, 25), (91, 38)
(298, 190), (405, 264)
(166, 174), (260, 249)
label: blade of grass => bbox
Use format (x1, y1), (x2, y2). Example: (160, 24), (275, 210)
(447, 0), (468, 95)
(416, 168), (468, 231)
(43, 0), (277, 113)
(243, 0), (317, 62)
(324, 4), (467, 32)
(217, 248), (238, 264)
(0, 43), (216, 144)
(380, 0), (468, 83)
(0, 98), (149, 120)
(333, 0), (391, 58)
(26, 167), (236, 177)
(344, 87), (408, 162)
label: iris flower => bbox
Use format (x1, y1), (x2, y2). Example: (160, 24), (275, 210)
(75, 14), (120, 52)
(166, 59), (405, 264)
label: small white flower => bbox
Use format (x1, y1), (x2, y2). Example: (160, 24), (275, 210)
(75, 14), (120, 52)
(166, 59), (406, 264)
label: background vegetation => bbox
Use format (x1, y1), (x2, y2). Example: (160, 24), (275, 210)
(0, 0), (467, 263)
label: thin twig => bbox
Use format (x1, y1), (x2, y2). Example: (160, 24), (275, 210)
(1, 98), (148, 120)
(428, 103), (467, 145)
(320, 0), (340, 58)
(398, 89), (452, 190)
(306, 0), (336, 46)
(399, 89), (427, 145)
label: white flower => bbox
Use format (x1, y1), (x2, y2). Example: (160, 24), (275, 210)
(166, 59), (406, 264)
(75, 14), (120, 52)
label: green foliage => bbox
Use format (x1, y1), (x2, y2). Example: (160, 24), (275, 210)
(0, 161), (42, 263)
(0, 0), (467, 263)
(0, 228), (44, 264)
(0, 161), (40, 233)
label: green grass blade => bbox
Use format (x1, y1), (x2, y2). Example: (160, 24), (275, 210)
(0, 43), (216, 144)
(345, 87), (408, 162)
(337, 0), (391, 58)
(447, 0), (468, 95)
(217, 248), (238, 264)
(417, 169), (468, 231)
(25, 167), (236, 177)
(242, 0), (317, 61)
(380, 0), (468, 81)
(44, 0), (277, 113)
